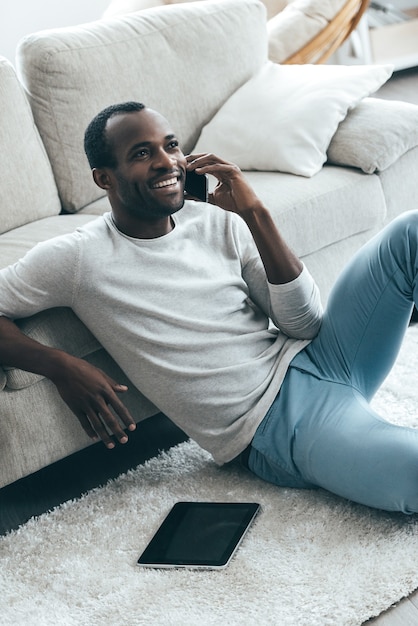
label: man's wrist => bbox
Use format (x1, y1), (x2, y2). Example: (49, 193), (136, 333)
(37, 347), (75, 382)
(237, 201), (270, 223)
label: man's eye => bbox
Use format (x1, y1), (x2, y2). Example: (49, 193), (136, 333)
(135, 149), (149, 158)
(168, 140), (179, 149)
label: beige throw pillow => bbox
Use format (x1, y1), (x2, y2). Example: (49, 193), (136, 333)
(327, 97), (418, 173)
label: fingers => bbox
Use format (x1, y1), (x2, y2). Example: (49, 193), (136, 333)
(60, 373), (136, 449)
(76, 392), (136, 450)
(74, 411), (98, 441)
(91, 383), (136, 449)
(186, 152), (229, 164)
(52, 355), (138, 450)
(86, 405), (127, 450)
(186, 153), (239, 175)
(186, 152), (211, 164)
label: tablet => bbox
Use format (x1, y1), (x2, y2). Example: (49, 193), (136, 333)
(137, 501), (260, 569)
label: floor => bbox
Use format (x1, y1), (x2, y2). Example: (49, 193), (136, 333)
(1, 64), (418, 625)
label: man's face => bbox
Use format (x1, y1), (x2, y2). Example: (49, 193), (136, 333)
(104, 109), (187, 223)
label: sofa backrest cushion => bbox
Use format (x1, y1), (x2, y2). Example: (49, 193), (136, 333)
(0, 58), (61, 233)
(17, 0), (267, 213)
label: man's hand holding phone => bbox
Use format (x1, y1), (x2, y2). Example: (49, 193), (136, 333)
(185, 153), (263, 218)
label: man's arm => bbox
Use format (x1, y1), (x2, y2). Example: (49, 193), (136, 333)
(186, 153), (322, 338)
(186, 154), (302, 284)
(0, 316), (136, 448)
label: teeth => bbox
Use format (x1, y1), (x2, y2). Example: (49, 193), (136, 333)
(152, 177), (178, 189)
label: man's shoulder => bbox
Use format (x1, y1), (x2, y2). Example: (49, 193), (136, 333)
(23, 214), (111, 262)
(75, 213), (111, 236)
(58, 213), (112, 247)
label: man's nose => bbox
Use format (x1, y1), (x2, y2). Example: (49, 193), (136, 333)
(153, 148), (176, 169)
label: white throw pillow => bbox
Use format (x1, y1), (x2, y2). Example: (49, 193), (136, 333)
(193, 61), (393, 177)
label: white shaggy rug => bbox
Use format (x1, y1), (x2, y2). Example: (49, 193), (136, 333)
(2, 327), (418, 626)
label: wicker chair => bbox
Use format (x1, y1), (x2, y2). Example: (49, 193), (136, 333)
(283, 0), (370, 64)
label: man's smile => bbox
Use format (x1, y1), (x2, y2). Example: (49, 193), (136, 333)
(151, 176), (180, 190)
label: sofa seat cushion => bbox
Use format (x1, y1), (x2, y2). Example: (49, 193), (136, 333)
(0, 214), (99, 270)
(0, 57), (61, 234)
(244, 165), (386, 257)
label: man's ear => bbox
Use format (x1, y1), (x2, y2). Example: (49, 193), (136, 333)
(92, 168), (112, 190)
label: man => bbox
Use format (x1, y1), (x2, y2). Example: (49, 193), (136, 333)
(0, 101), (417, 513)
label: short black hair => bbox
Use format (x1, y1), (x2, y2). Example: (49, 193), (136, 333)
(84, 101), (146, 169)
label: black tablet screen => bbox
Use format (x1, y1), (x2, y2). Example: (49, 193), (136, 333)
(137, 501), (260, 568)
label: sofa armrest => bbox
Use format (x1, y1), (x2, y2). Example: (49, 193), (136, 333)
(327, 97), (418, 174)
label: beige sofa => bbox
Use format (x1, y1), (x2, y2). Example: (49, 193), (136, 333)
(1, 0), (418, 489)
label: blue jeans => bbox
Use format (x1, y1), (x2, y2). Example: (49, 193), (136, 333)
(248, 211), (418, 513)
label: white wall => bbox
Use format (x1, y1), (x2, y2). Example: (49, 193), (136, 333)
(0, 0), (111, 66)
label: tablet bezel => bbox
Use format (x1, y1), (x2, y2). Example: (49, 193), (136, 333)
(136, 501), (260, 569)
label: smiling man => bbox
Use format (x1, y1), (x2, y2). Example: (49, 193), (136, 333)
(87, 103), (187, 237)
(0, 101), (318, 457)
(2, 101), (418, 514)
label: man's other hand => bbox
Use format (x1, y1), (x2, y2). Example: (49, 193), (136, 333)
(50, 354), (136, 449)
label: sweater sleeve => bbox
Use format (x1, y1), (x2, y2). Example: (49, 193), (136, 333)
(233, 214), (323, 339)
(0, 235), (78, 320)
(267, 265), (323, 339)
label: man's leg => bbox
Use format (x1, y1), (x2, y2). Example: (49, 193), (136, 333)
(297, 211), (418, 511)
(248, 211), (418, 512)
(305, 210), (418, 398)
(249, 367), (418, 512)
(291, 375), (418, 513)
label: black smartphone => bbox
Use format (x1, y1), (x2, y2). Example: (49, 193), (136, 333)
(184, 169), (208, 202)
(137, 501), (260, 569)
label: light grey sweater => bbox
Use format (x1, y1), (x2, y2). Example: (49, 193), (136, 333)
(0, 202), (322, 463)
